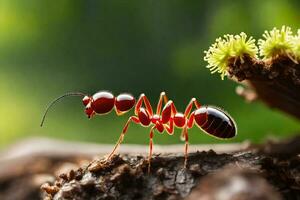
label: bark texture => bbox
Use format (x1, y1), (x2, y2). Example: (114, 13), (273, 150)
(228, 54), (300, 120)
(41, 137), (300, 200)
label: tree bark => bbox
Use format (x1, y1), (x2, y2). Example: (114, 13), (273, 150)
(228, 54), (300, 120)
(41, 137), (300, 200)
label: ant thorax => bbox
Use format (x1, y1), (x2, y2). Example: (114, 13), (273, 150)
(151, 114), (160, 123)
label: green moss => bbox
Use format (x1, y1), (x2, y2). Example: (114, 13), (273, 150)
(292, 30), (300, 59)
(258, 26), (294, 59)
(204, 26), (300, 79)
(204, 32), (257, 79)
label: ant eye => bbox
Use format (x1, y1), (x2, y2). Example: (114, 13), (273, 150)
(82, 96), (90, 106)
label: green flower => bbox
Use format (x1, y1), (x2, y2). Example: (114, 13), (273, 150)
(204, 32), (258, 80)
(232, 32), (258, 60)
(258, 26), (294, 59)
(292, 29), (300, 59)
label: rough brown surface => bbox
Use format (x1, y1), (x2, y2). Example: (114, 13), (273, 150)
(0, 138), (299, 200)
(0, 155), (89, 200)
(228, 54), (300, 120)
(0, 139), (245, 200)
(186, 167), (282, 200)
(41, 137), (300, 200)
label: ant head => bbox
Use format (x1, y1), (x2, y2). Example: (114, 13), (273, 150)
(82, 95), (91, 106)
(82, 95), (95, 118)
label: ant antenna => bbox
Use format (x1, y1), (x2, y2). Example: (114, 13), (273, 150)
(40, 92), (86, 127)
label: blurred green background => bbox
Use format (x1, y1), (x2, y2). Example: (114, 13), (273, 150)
(1, 0), (300, 149)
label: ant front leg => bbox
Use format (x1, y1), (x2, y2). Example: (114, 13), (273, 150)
(135, 94), (153, 116)
(107, 116), (140, 159)
(164, 117), (174, 135)
(156, 92), (169, 115)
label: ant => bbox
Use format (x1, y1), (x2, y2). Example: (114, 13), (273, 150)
(40, 91), (237, 172)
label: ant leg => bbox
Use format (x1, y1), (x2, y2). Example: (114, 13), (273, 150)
(156, 92), (169, 115)
(161, 100), (178, 125)
(107, 116), (140, 159)
(161, 100), (175, 124)
(148, 126), (156, 173)
(164, 118), (174, 135)
(182, 125), (189, 168)
(170, 101), (178, 114)
(180, 98), (199, 141)
(135, 94), (153, 116)
(187, 111), (195, 129)
(180, 127), (185, 141)
(184, 98), (201, 117)
(180, 111), (195, 140)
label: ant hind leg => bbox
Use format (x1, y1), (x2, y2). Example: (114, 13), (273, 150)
(182, 126), (189, 168)
(148, 126), (155, 173)
(135, 94), (153, 116)
(184, 98), (201, 117)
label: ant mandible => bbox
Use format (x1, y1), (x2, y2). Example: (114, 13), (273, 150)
(40, 91), (237, 172)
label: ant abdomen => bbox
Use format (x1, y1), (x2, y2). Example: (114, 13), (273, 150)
(194, 106), (237, 139)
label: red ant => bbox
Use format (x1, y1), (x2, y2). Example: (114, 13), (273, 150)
(41, 91), (237, 172)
